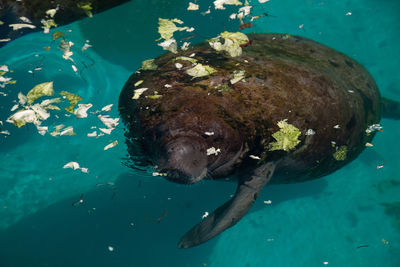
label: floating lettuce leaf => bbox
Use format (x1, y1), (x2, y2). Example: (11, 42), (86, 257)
(132, 88), (148, 99)
(158, 18), (188, 40)
(77, 2), (93, 18)
(27, 82), (54, 105)
(333, 146), (347, 161)
(158, 38), (178, 53)
(174, 56), (198, 63)
(7, 109), (37, 128)
(269, 121), (301, 151)
(74, 103), (92, 118)
(52, 31), (64, 40)
(41, 19), (57, 33)
(230, 70), (245, 84)
(141, 59), (158, 70)
(148, 91), (162, 99)
(214, 0), (243, 9)
(186, 64), (217, 78)
(209, 31), (249, 57)
(60, 91), (82, 113)
(60, 91), (82, 106)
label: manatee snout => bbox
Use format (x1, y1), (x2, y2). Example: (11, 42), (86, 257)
(158, 136), (208, 184)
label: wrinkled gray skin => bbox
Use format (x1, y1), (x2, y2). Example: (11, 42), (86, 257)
(119, 33), (400, 249)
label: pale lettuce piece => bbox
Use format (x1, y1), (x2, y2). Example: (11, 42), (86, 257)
(0, 65), (9, 72)
(207, 147), (221, 156)
(77, 2), (93, 18)
(60, 126), (76, 136)
(41, 19), (57, 33)
(9, 24), (36, 30)
(269, 121), (301, 151)
(74, 103), (92, 118)
(19, 17), (32, 23)
(59, 40), (74, 61)
(181, 42), (191, 50)
(214, 0), (243, 10)
(31, 104), (50, 120)
(40, 98), (62, 111)
(238, 5), (252, 18)
(46, 8), (58, 18)
(132, 88), (149, 99)
(36, 125), (48, 136)
(10, 104), (19, 112)
(186, 64), (217, 78)
(50, 124), (64, 136)
(141, 59), (158, 70)
(27, 82), (54, 105)
(187, 2), (199, 10)
(101, 104), (113, 111)
(7, 109), (37, 128)
(98, 115), (120, 128)
(158, 18), (189, 40)
(158, 38), (178, 53)
(209, 31), (249, 57)
(230, 70), (245, 84)
(18, 92), (27, 105)
(99, 128), (114, 134)
(104, 140), (119, 150)
(87, 131), (97, 137)
(63, 162), (80, 170)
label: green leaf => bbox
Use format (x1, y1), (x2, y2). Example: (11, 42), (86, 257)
(209, 31), (249, 57)
(333, 146), (347, 161)
(52, 31), (64, 40)
(141, 59), (158, 70)
(230, 70), (245, 84)
(27, 82), (54, 105)
(158, 18), (188, 40)
(77, 2), (93, 18)
(186, 64), (217, 78)
(174, 56), (198, 63)
(269, 121), (301, 151)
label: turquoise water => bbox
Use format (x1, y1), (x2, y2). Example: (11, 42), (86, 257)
(0, 0), (399, 266)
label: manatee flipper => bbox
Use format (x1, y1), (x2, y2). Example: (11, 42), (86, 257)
(178, 162), (276, 248)
(381, 97), (400, 120)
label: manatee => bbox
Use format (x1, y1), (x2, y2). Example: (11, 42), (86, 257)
(0, 0), (129, 46)
(118, 33), (400, 248)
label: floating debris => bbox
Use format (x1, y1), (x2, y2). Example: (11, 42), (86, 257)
(9, 24), (36, 30)
(187, 2), (199, 10)
(209, 31), (249, 57)
(74, 104), (92, 119)
(202, 212), (209, 219)
(207, 147), (221, 156)
(305, 129), (316, 136)
(104, 140), (119, 150)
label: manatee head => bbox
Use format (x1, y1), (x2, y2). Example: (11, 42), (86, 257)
(141, 103), (244, 185)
